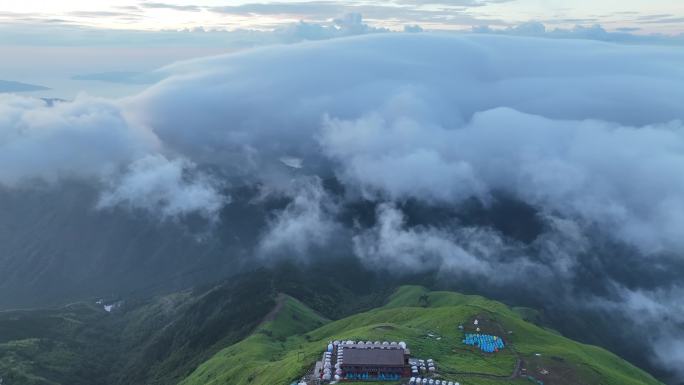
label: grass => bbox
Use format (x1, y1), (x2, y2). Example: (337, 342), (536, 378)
(0, 303), (108, 385)
(180, 286), (664, 385)
(177, 296), (329, 385)
(0, 274), (278, 385)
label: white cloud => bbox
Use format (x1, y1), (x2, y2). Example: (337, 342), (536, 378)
(0, 93), (227, 220)
(118, 34), (684, 256)
(321, 104), (684, 256)
(97, 154), (227, 221)
(472, 22), (684, 45)
(353, 203), (495, 274)
(0, 94), (159, 185)
(320, 109), (487, 203)
(257, 176), (339, 258)
(6, 33), (684, 253)
(590, 285), (684, 380)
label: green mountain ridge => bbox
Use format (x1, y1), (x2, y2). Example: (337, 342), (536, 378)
(181, 285), (662, 385)
(0, 281), (664, 385)
(0, 273), (277, 385)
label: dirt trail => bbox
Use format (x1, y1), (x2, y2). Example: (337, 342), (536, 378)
(261, 293), (287, 324)
(447, 357), (521, 380)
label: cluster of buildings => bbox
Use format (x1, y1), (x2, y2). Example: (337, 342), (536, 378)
(311, 324), (499, 384)
(305, 317), (511, 384)
(317, 340), (411, 381)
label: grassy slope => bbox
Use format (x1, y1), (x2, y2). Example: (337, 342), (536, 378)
(178, 295), (329, 385)
(113, 277), (276, 385)
(0, 264), (392, 385)
(181, 286), (663, 385)
(0, 303), (116, 385)
(0, 274), (277, 385)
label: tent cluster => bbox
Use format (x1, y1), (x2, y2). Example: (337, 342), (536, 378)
(411, 358), (435, 375)
(328, 340), (407, 350)
(462, 333), (504, 353)
(409, 378), (459, 385)
(321, 349), (340, 381)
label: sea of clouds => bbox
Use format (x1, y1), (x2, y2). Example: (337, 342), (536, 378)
(1, 33), (683, 381)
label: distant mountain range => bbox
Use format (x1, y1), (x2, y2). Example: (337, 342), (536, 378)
(0, 80), (49, 93)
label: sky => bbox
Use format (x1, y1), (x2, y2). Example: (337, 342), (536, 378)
(1, 0), (683, 98)
(1, 0), (683, 33)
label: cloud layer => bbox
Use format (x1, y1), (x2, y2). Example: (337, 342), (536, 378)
(0, 93), (224, 220)
(125, 33), (684, 250)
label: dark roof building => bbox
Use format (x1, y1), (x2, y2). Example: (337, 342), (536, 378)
(340, 346), (410, 380)
(342, 348), (406, 367)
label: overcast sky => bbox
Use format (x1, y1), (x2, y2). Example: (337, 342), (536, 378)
(1, 0), (682, 98)
(1, 0), (683, 34)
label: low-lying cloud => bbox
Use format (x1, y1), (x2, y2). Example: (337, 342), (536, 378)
(0, 94), (158, 184)
(353, 203), (501, 275)
(257, 176), (340, 258)
(323, 105), (684, 255)
(97, 154), (227, 221)
(0, 93), (225, 220)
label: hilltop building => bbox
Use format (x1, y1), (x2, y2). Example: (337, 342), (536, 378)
(319, 340), (411, 381)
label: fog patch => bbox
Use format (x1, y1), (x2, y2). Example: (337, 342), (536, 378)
(97, 155), (227, 221)
(258, 177), (340, 259)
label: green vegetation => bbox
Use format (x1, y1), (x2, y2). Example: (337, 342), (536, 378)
(0, 274), (664, 385)
(0, 273), (276, 385)
(180, 286), (663, 385)
(0, 264), (390, 385)
(0, 303), (113, 385)
(177, 295), (328, 385)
